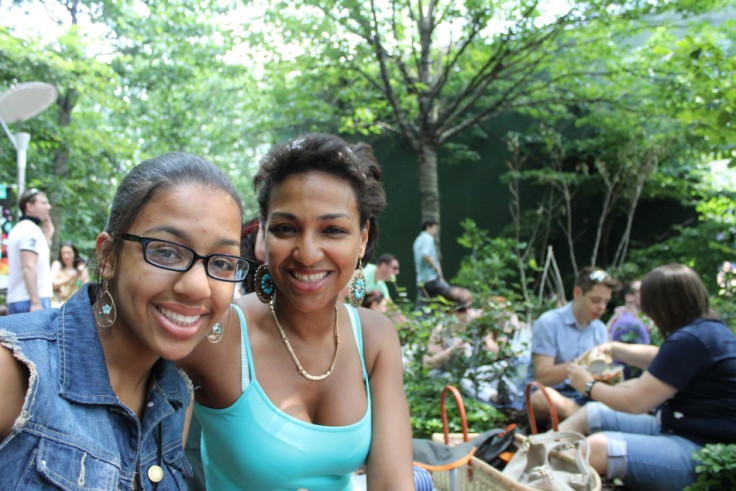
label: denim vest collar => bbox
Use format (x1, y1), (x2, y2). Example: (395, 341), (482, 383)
(57, 283), (188, 409)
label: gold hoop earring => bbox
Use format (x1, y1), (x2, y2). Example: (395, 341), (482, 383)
(93, 281), (117, 328)
(347, 260), (366, 307)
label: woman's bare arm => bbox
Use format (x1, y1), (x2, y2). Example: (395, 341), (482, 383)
(0, 346), (29, 441)
(362, 311), (415, 490)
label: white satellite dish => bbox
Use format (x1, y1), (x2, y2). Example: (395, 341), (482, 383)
(0, 81), (58, 198)
(0, 82), (58, 124)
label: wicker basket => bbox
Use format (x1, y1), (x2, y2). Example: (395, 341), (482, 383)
(430, 453), (536, 491)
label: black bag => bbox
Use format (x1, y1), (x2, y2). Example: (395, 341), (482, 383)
(470, 424), (518, 469)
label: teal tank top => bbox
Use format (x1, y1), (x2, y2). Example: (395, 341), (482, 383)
(194, 304), (372, 490)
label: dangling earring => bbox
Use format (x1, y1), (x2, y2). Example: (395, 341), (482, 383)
(254, 264), (275, 304)
(207, 304), (232, 343)
(347, 260), (366, 307)
(93, 281), (117, 328)
(207, 323), (224, 343)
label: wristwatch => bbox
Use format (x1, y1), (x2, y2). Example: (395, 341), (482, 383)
(584, 380), (598, 398)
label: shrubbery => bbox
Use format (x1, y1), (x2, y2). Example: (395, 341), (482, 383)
(687, 443), (736, 490)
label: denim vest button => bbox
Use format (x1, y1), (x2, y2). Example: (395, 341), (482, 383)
(147, 465), (164, 483)
(147, 402), (154, 408)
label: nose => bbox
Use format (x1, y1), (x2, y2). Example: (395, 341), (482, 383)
(173, 259), (212, 299)
(293, 231), (323, 266)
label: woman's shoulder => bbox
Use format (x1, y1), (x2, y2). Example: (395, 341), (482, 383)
(0, 309), (59, 339)
(668, 318), (735, 352)
(234, 293), (272, 330)
(355, 305), (396, 333)
(354, 306), (400, 358)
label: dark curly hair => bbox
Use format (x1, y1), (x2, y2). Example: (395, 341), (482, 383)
(254, 133), (386, 262)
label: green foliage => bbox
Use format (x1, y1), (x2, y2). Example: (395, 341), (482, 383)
(627, 174), (735, 296)
(396, 299), (507, 439)
(687, 443), (736, 490)
(455, 219), (522, 302)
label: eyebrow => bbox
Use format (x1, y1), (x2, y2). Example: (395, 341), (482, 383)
(141, 225), (240, 248)
(269, 212), (351, 221)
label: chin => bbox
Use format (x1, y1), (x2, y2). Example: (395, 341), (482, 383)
(158, 338), (201, 362)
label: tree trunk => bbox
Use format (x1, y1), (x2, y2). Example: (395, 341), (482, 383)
(416, 142), (441, 255)
(51, 89), (77, 248)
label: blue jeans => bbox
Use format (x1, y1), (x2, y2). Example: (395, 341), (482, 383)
(8, 297), (51, 314)
(587, 402), (700, 490)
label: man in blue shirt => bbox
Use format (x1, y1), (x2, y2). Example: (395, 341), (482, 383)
(412, 219), (472, 310)
(530, 267), (620, 424)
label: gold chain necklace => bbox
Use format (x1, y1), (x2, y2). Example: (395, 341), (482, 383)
(270, 298), (340, 381)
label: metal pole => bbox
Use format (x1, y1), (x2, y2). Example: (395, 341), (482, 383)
(0, 115), (17, 149)
(15, 132), (30, 199)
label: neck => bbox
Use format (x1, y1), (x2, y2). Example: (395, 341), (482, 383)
(272, 296), (339, 338)
(98, 325), (158, 418)
(571, 302), (591, 328)
(20, 215), (42, 225)
(625, 302), (639, 315)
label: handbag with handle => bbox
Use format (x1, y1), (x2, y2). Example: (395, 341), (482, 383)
(501, 431), (597, 491)
(507, 381), (600, 490)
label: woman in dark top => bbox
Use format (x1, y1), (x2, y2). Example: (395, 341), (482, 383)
(563, 263), (736, 490)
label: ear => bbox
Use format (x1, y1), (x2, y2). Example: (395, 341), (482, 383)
(95, 232), (115, 281)
(359, 222), (369, 259)
(573, 286), (582, 300)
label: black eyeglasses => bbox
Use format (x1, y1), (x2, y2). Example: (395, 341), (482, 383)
(589, 270), (610, 283)
(121, 233), (250, 282)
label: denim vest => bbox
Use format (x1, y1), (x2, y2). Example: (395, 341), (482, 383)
(0, 284), (193, 490)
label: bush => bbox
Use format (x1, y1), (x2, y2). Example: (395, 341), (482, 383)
(687, 443), (736, 490)
(396, 299), (509, 439)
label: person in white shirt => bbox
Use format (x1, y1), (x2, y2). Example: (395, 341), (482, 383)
(6, 188), (54, 314)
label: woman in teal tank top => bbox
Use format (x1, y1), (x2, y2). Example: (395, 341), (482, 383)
(180, 134), (415, 490)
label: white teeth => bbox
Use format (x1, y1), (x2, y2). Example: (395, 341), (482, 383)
(159, 307), (200, 326)
(292, 271), (328, 283)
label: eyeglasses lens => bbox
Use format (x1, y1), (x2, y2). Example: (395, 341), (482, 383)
(144, 239), (248, 281)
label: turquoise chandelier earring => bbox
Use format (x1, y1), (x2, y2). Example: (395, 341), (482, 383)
(254, 264), (276, 303)
(93, 281), (117, 328)
(347, 259), (366, 307)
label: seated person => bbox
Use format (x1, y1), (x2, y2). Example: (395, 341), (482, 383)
(412, 219), (473, 310)
(563, 263), (736, 490)
(423, 299), (528, 405)
(364, 253), (399, 302)
(422, 307), (491, 370)
(362, 290), (388, 313)
(607, 280), (651, 379)
(529, 267), (620, 424)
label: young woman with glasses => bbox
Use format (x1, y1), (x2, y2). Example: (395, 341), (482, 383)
(0, 152), (248, 490)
